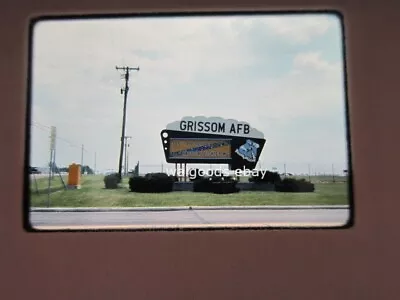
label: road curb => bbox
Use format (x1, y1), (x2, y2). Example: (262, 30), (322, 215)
(30, 205), (349, 212)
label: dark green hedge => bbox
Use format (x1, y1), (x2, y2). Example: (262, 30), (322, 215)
(275, 178), (315, 193)
(193, 176), (240, 194)
(249, 170), (282, 184)
(103, 173), (121, 189)
(188, 168), (204, 181)
(129, 172), (175, 193)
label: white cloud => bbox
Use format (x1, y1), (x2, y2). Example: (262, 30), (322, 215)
(32, 17), (254, 89)
(232, 51), (344, 124)
(262, 15), (336, 44)
(293, 52), (340, 73)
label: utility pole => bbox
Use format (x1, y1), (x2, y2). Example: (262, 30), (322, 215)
(81, 144), (84, 175)
(116, 65), (140, 180)
(47, 126), (56, 207)
(94, 152), (97, 175)
(124, 136), (132, 176)
(127, 152), (129, 175)
(51, 142), (56, 179)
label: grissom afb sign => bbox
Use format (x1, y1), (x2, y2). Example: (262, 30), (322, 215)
(160, 116), (266, 170)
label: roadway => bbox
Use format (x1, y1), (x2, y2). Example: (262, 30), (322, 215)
(30, 173), (68, 178)
(30, 207), (350, 230)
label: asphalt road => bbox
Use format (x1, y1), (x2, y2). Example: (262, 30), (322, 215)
(30, 208), (350, 230)
(29, 173), (68, 179)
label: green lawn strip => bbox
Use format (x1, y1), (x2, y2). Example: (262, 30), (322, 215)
(30, 175), (349, 207)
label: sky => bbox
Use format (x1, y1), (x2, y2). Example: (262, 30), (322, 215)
(29, 13), (349, 175)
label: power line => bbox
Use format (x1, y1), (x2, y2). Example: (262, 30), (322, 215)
(31, 123), (77, 147)
(31, 122), (96, 171)
(32, 121), (51, 130)
(31, 123), (49, 133)
(115, 65), (139, 180)
(31, 122), (91, 153)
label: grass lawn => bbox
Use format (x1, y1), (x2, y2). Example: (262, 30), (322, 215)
(29, 174), (350, 208)
(30, 174), (68, 193)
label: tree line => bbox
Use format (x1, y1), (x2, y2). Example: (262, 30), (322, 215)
(29, 163), (94, 175)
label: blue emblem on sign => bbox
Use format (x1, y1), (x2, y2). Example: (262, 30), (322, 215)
(235, 139), (260, 162)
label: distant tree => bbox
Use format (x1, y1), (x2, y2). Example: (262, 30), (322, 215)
(48, 162), (57, 173)
(29, 166), (40, 174)
(86, 166), (94, 175)
(80, 165), (94, 175)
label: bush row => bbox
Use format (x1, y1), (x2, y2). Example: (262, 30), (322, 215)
(193, 176), (240, 194)
(129, 173), (176, 193)
(188, 168), (227, 181)
(249, 171), (315, 192)
(249, 171), (282, 184)
(126, 172), (240, 194)
(105, 171), (314, 193)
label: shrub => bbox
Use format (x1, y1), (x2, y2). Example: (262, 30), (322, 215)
(210, 169), (223, 177)
(193, 177), (212, 192)
(211, 181), (240, 194)
(188, 168), (204, 181)
(104, 173), (121, 189)
(275, 178), (315, 193)
(249, 170), (281, 184)
(128, 176), (147, 191)
(144, 172), (168, 180)
(129, 172), (174, 193)
(193, 176), (239, 194)
(170, 174), (179, 182)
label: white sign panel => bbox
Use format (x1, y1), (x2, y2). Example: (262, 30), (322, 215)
(166, 116), (264, 139)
